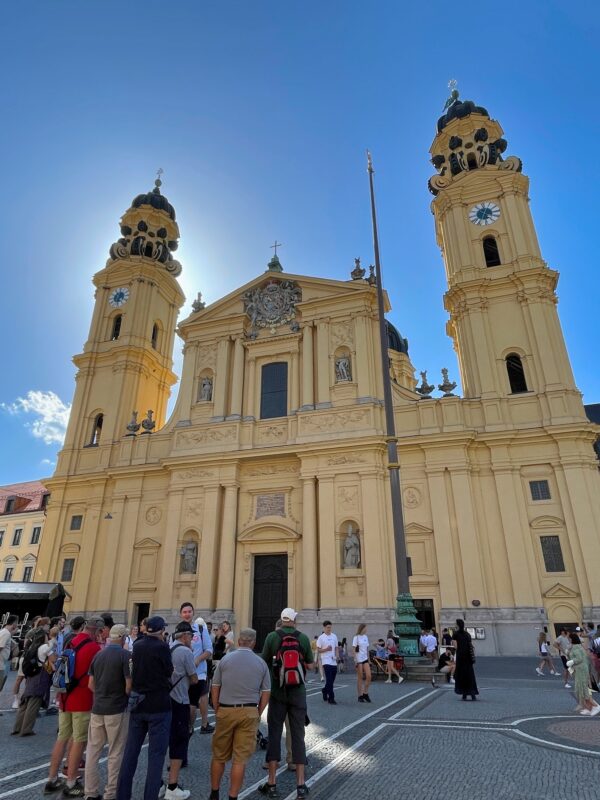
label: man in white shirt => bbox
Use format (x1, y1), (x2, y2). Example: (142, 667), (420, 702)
(317, 621), (339, 705)
(423, 630), (437, 662)
(0, 615), (18, 702)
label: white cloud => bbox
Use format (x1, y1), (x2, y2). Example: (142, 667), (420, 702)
(2, 390), (71, 445)
(40, 458), (56, 467)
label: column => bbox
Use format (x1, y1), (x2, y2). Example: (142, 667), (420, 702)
(354, 315), (371, 400)
(215, 484), (239, 611)
(290, 351), (299, 414)
(300, 324), (314, 410)
(228, 338), (245, 419)
(243, 355), (256, 421)
(449, 469), (487, 604)
(156, 489), (184, 608)
(197, 486), (221, 610)
(317, 477), (336, 608)
(212, 339), (230, 420)
(316, 319), (331, 408)
(360, 472), (386, 607)
(301, 477), (318, 611)
(426, 469), (462, 608)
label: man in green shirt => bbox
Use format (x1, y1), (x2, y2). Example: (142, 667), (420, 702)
(259, 608), (313, 799)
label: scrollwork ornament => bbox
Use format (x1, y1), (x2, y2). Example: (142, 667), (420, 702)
(428, 174), (452, 196)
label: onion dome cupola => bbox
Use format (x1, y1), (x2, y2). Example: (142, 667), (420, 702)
(428, 82), (522, 196)
(108, 176), (182, 277)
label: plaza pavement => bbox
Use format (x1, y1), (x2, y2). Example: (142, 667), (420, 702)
(0, 658), (598, 800)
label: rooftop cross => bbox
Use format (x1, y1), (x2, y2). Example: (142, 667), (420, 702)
(270, 240), (283, 257)
(444, 79), (460, 110)
(155, 167), (164, 189)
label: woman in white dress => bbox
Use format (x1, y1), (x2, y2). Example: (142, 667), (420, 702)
(352, 623), (371, 702)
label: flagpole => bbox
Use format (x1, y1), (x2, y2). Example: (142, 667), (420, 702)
(367, 150), (420, 655)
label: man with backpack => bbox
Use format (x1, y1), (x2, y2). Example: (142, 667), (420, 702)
(260, 607), (313, 800)
(45, 617), (103, 796)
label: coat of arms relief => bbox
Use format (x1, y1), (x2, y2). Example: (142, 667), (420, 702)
(243, 279), (302, 336)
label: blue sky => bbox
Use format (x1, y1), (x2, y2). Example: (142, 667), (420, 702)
(1, 1), (598, 484)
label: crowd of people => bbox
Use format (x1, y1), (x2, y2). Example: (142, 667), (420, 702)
(0, 611), (599, 800)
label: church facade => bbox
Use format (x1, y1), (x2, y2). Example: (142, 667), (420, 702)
(36, 96), (600, 654)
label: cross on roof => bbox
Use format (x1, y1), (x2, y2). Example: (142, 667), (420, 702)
(270, 240), (283, 257)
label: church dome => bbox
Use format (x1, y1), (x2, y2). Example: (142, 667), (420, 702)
(437, 98), (489, 133)
(131, 182), (176, 221)
(386, 320), (409, 355)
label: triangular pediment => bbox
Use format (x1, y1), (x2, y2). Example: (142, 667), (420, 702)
(405, 522), (433, 535)
(22, 553), (38, 563)
(544, 583), (580, 599)
(179, 271), (386, 333)
(133, 537), (161, 550)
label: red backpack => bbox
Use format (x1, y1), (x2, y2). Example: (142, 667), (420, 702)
(275, 630), (305, 688)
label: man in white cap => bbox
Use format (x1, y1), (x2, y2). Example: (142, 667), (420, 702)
(260, 608), (313, 800)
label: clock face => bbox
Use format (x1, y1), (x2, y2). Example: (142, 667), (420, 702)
(108, 287), (130, 308)
(469, 201), (501, 226)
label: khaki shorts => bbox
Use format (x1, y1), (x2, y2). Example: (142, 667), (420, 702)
(212, 707), (259, 765)
(58, 710), (91, 743)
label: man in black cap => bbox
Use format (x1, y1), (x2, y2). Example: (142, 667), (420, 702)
(116, 616), (173, 800)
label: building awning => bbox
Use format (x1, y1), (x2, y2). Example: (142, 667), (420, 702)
(0, 582), (60, 601)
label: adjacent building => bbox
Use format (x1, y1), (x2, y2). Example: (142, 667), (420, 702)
(0, 480), (50, 585)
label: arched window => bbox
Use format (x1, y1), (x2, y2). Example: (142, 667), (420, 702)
(111, 314), (122, 340)
(483, 236), (501, 267)
(467, 153), (478, 171)
(151, 323), (159, 350)
(260, 362), (288, 419)
(506, 353), (528, 394)
(90, 413), (104, 446)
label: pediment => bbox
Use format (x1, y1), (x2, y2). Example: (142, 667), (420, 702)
(237, 522), (300, 543)
(543, 583), (580, 599)
(133, 537), (161, 550)
(531, 516), (564, 530)
(405, 522), (433, 536)
(22, 553), (38, 563)
(179, 271), (382, 333)
(2, 555), (18, 564)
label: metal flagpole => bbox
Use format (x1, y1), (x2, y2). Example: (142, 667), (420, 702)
(366, 150), (420, 655)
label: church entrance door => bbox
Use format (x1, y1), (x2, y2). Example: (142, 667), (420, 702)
(252, 554), (288, 650)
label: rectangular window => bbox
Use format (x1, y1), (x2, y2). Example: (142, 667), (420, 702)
(30, 526), (42, 545)
(0, 531), (4, 547)
(529, 480), (551, 501)
(540, 535), (566, 572)
(22, 566), (33, 582)
(260, 362), (288, 420)
(61, 558), (75, 582)
(70, 515), (83, 531)
(4, 567), (13, 582)
(12, 529), (23, 546)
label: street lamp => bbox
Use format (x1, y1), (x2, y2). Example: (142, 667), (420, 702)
(366, 150), (421, 656)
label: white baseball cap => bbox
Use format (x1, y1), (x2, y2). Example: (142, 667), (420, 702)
(195, 617), (206, 628)
(281, 607), (297, 622)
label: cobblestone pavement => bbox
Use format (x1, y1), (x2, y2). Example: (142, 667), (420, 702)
(0, 658), (598, 800)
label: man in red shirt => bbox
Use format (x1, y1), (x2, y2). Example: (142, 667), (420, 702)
(45, 617), (103, 796)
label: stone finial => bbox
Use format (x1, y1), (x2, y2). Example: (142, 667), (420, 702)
(192, 292), (206, 312)
(141, 410), (155, 434)
(126, 411), (140, 436)
(367, 264), (376, 286)
(415, 370), (434, 399)
(351, 257), (366, 280)
(438, 368), (457, 397)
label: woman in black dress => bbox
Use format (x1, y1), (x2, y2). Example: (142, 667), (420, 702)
(452, 619), (479, 700)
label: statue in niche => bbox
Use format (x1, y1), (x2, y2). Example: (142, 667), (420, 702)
(199, 376), (213, 402)
(335, 356), (352, 382)
(179, 542), (198, 574)
(342, 523), (361, 569)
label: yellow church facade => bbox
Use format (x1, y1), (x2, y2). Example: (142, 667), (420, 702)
(36, 95), (600, 654)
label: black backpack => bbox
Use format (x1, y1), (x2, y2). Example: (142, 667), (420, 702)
(22, 642), (43, 678)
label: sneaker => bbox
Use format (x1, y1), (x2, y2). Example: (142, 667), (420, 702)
(11, 696), (19, 710)
(363, 694), (372, 703)
(535, 668), (544, 676)
(590, 705), (600, 717)
(564, 683), (572, 689)
(44, 779), (65, 795)
(358, 696), (365, 703)
(164, 786), (191, 800)
(328, 699), (337, 705)
(580, 709), (591, 716)
(258, 783), (280, 798)
(200, 723), (214, 734)
(84, 796), (102, 799)
(62, 781), (85, 798)
(158, 783), (166, 799)
(384, 679), (392, 684)
(396, 676), (404, 684)
(550, 670), (558, 675)
(296, 786), (310, 799)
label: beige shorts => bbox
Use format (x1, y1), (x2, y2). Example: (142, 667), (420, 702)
(212, 707), (259, 765)
(58, 710), (91, 743)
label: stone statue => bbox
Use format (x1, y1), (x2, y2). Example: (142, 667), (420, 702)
(126, 411), (140, 436)
(180, 542), (198, 574)
(343, 524), (361, 569)
(335, 357), (352, 382)
(199, 376), (213, 402)
(351, 257), (366, 280)
(141, 410), (155, 433)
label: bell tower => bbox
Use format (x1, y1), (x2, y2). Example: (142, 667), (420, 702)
(57, 178), (185, 474)
(428, 89), (584, 424)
